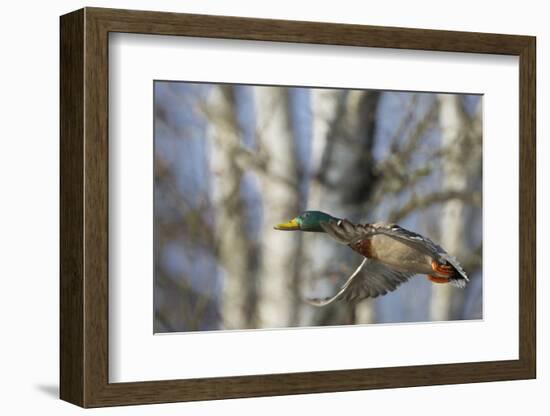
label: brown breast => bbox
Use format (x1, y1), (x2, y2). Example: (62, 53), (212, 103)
(349, 238), (374, 258)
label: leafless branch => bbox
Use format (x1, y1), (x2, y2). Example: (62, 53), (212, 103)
(389, 190), (482, 222)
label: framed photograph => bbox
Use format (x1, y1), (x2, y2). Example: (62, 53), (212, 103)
(60, 7), (536, 408)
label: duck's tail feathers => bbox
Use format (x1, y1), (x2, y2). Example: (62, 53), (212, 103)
(443, 255), (469, 288)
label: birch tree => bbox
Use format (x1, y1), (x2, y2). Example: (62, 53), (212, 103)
(208, 85), (258, 329)
(431, 94), (472, 321)
(255, 87), (301, 328)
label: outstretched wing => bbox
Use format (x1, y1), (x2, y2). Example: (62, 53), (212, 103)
(306, 258), (415, 307)
(320, 219), (469, 287)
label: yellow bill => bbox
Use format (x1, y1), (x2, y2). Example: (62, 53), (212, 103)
(274, 218), (300, 231)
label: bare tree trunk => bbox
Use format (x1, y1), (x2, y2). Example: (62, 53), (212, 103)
(297, 88), (339, 326)
(459, 98), (483, 319)
(255, 87), (301, 328)
(431, 94), (470, 321)
(208, 85), (257, 329)
(302, 89), (381, 326)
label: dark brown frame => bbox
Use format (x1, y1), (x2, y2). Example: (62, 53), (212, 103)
(60, 7), (536, 408)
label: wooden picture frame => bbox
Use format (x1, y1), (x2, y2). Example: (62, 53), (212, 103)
(60, 7), (536, 408)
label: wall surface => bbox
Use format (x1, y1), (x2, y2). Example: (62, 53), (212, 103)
(0, 0), (546, 414)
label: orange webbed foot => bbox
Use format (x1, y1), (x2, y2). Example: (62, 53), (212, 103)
(426, 275), (449, 284)
(431, 260), (453, 277)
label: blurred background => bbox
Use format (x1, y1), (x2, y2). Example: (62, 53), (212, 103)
(153, 81), (482, 333)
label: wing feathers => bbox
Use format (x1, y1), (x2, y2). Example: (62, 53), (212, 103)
(306, 259), (415, 306)
(305, 258), (368, 307)
(320, 220), (360, 244)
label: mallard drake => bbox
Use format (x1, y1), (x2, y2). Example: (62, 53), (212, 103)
(274, 210), (468, 306)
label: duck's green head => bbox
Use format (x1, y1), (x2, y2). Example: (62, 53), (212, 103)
(274, 211), (339, 232)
